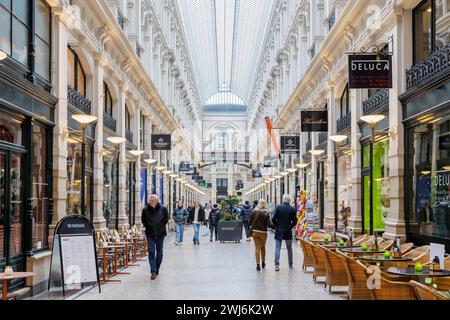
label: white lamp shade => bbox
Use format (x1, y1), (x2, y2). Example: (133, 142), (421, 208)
(0, 50), (7, 61)
(329, 135), (348, 143)
(309, 149), (325, 156)
(107, 136), (126, 145)
(144, 159), (158, 165)
(129, 150), (145, 156)
(72, 114), (98, 125)
(155, 166), (166, 171)
(360, 115), (385, 125)
(296, 163), (309, 169)
(287, 168), (297, 173)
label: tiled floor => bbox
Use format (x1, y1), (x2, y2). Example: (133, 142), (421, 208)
(68, 226), (347, 300)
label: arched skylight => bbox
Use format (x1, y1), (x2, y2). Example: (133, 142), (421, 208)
(203, 92), (247, 113)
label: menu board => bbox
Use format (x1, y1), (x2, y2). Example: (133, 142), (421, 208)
(60, 235), (98, 284)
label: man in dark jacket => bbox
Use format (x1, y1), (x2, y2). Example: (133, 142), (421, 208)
(241, 201), (253, 241)
(188, 202), (205, 245)
(272, 194), (297, 271)
(209, 204), (221, 242)
(141, 194), (169, 280)
(173, 203), (190, 245)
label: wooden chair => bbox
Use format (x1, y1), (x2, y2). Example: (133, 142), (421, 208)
(298, 238), (315, 272)
(379, 240), (394, 250)
(400, 243), (414, 254)
(403, 246), (430, 262)
(358, 260), (417, 300)
(410, 280), (449, 300)
(359, 235), (375, 246)
(310, 243), (327, 284)
(320, 245), (348, 293)
(338, 251), (371, 300)
(353, 234), (367, 246)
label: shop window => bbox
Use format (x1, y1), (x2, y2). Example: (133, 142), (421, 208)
(34, 0), (50, 80)
(337, 154), (352, 231)
(125, 106), (131, 131)
(67, 47), (86, 97)
(406, 115), (450, 240)
(140, 114), (145, 150)
(0, 113), (22, 146)
(103, 82), (113, 116)
(340, 84), (349, 118)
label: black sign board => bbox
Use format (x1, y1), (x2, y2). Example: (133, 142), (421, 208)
(348, 54), (393, 89)
(179, 162), (193, 172)
(301, 111), (328, 132)
(195, 176), (204, 182)
(207, 183), (213, 189)
(252, 170), (262, 178)
(263, 156), (277, 168)
(151, 134), (172, 150)
(280, 136), (300, 154)
(439, 135), (450, 150)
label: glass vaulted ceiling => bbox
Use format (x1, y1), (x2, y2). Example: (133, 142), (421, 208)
(177, 0), (274, 107)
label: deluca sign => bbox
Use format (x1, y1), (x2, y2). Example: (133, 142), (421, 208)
(348, 54), (392, 89)
(151, 134), (171, 150)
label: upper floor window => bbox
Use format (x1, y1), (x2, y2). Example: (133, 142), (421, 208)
(104, 82), (113, 116)
(140, 114), (145, 150)
(125, 105), (131, 131)
(67, 47), (86, 97)
(340, 84), (350, 117)
(217, 133), (225, 150)
(413, 0), (449, 64)
(0, 0), (50, 80)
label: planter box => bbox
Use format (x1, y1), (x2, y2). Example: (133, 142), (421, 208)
(218, 221), (243, 243)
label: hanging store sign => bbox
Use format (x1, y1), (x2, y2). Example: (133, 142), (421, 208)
(179, 162), (193, 172)
(301, 111), (328, 132)
(280, 136), (300, 154)
(151, 134), (172, 150)
(252, 169), (263, 178)
(348, 54), (393, 89)
(263, 156), (277, 168)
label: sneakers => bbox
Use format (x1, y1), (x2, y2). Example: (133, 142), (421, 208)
(256, 264), (261, 271)
(151, 272), (157, 280)
(275, 265), (280, 272)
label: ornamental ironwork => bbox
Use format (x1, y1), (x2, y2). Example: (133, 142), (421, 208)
(319, 132), (328, 145)
(67, 85), (92, 114)
(103, 112), (117, 132)
(406, 43), (450, 90)
(118, 11), (125, 30)
(328, 9), (336, 31)
(363, 89), (389, 115)
(136, 42), (143, 58)
(337, 112), (352, 133)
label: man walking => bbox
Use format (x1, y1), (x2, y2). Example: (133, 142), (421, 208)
(188, 201), (205, 245)
(173, 202), (189, 245)
(209, 203), (221, 242)
(141, 194), (169, 280)
(241, 201), (253, 241)
(272, 194), (297, 271)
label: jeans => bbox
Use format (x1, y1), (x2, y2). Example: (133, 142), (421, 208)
(243, 221), (250, 238)
(275, 239), (293, 266)
(176, 223), (186, 243)
(193, 223), (200, 243)
(252, 232), (268, 264)
(147, 235), (165, 273)
(209, 223), (219, 241)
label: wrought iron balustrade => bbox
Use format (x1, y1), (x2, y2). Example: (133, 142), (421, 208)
(319, 132), (328, 145)
(118, 11), (125, 30)
(328, 10), (336, 31)
(67, 85), (92, 114)
(125, 129), (133, 143)
(103, 112), (117, 132)
(363, 89), (389, 115)
(406, 44), (450, 89)
(337, 112), (351, 133)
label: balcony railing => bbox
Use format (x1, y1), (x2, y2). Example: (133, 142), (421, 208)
(337, 112), (352, 133)
(319, 132), (328, 145)
(125, 129), (133, 143)
(363, 89), (389, 115)
(406, 43), (450, 90)
(118, 11), (125, 30)
(328, 9), (336, 31)
(136, 42), (143, 58)
(103, 112), (117, 132)
(67, 85), (91, 114)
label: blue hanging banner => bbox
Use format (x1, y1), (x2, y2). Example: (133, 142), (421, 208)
(140, 168), (147, 207)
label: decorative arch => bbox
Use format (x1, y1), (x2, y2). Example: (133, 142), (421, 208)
(203, 91), (247, 113)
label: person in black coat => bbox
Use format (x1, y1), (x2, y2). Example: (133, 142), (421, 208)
(241, 201), (253, 241)
(141, 194), (169, 279)
(188, 201), (205, 245)
(272, 194), (297, 271)
(209, 204), (221, 242)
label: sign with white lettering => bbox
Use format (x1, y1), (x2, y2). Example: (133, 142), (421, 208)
(301, 111), (328, 132)
(349, 54), (392, 89)
(151, 134), (172, 150)
(280, 136), (300, 154)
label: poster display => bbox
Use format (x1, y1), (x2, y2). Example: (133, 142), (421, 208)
(61, 236), (98, 284)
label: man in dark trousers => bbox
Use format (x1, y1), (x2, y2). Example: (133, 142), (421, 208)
(272, 194), (297, 271)
(141, 194), (169, 280)
(241, 201), (253, 241)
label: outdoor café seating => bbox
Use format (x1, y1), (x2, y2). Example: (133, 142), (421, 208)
(298, 238), (315, 272)
(320, 245), (348, 293)
(338, 251), (371, 300)
(310, 242), (327, 283)
(410, 280), (449, 300)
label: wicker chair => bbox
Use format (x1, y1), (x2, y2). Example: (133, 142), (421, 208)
(310, 243), (327, 284)
(379, 240), (394, 250)
(338, 251), (371, 300)
(433, 257), (450, 291)
(320, 245), (348, 293)
(410, 280), (449, 300)
(359, 235), (375, 246)
(357, 260), (417, 300)
(353, 234), (368, 246)
(400, 243), (414, 254)
(298, 238), (315, 272)
(403, 246), (430, 262)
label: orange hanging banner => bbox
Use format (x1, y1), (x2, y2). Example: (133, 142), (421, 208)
(265, 117), (281, 160)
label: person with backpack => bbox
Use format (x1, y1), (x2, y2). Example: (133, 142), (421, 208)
(241, 201), (253, 241)
(209, 203), (221, 242)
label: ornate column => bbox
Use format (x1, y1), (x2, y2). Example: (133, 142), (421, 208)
(117, 82), (129, 228)
(134, 108), (142, 227)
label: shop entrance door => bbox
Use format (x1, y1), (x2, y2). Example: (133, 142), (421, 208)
(362, 169), (370, 235)
(0, 149), (25, 291)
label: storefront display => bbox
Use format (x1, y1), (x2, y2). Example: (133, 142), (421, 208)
(337, 154), (352, 230)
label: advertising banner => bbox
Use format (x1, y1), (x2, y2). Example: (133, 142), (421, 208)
(348, 54), (393, 89)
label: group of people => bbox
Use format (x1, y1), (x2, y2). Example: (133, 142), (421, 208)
(140, 193), (298, 280)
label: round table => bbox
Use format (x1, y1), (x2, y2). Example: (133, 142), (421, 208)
(322, 244), (361, 249)
(0, 272), (35, 300)
(358, 256), (413, 263)
(386, 267), (450, 278)
(341, 248), (386, 255)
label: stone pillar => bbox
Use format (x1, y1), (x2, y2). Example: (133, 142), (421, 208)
(324, 82), (337, 232)
(311, 134), (318, 204)
(384, 7), (410, 241)
(117, 84), (128, 228)
(134, 109), (142, 227)
(91, 55), (107, 231)
(50, 10), (69, 242)
(348, 89), (363, 235)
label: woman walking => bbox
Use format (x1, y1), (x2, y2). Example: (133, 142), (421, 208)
(249, 199), (273, 271)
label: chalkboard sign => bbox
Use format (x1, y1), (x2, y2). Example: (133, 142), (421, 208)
(48, 215), (101, 296)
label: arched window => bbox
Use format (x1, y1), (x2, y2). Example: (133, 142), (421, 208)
(67, 47), (86, 97)
(340, 84), (349, 118)
(125, 105), (131, 131)
(103, 82), (113, 116)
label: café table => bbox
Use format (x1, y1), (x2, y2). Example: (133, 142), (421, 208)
(438, 291), (450, 299)
(0, 272), (35, 300)
(341, 248), (386, 256)
(321, 244), (361, 249)
(358, 256), (413, 264)
(386, 267), (450, 279)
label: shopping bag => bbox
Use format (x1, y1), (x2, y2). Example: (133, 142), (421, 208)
(201, 225), (210, 237)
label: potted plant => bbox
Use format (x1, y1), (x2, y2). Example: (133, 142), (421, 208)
(218, 198), (243, 243)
